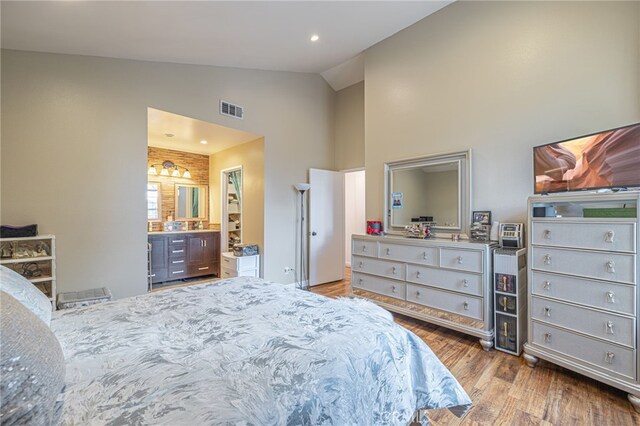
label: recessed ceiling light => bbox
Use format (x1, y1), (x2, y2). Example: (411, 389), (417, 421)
(164, 133), (174, 138)
(310, 34), (319, 42)
(200, 140), (208, 145)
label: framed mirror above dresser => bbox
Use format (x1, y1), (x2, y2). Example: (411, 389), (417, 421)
(352, 149), (496, 351)
(384, 150), (471, 238)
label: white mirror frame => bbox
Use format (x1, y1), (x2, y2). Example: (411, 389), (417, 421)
(384, 150), (472, 238)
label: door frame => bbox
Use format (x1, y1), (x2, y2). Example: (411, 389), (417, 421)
(343, 167), (365, 267)
(221, 165), (243, 254)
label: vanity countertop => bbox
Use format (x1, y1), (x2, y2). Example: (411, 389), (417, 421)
(148, 230), (220, 235)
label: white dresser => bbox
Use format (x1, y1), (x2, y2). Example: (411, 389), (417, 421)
(351, 234), (495, 350)
(523, 192), (640, 411)
(221, 252), (260, 278)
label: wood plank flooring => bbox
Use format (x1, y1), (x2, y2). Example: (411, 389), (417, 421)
(312, 268), (640, 425)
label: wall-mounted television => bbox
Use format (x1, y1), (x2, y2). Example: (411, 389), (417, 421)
(533, 122), (640, 194)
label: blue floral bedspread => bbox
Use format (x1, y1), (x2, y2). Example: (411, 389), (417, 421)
(51, 277), (471, 425)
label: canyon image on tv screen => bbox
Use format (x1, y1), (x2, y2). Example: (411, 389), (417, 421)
(533, 122), (640, 194)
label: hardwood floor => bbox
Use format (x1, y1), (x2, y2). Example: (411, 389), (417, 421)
(311, 268), (640, 425)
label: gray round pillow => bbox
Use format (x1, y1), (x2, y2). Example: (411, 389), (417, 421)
(1, 291), (65, 425)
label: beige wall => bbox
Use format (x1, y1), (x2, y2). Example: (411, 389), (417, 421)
(209, 137), (265, 274)
(1, 50), (334, 298)
(334, 81), (365, 171)
(365, 1), (640, 225)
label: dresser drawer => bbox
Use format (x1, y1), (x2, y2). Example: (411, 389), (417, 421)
(352, 239), (377, 258)
(531, 271), (635, 316)
(531, 321), (636, 380)
(168, 264), (187, 278)
(221, 253), (259, 271)
(531, 247), (635, 284)
(406, 265), (482, 297)
(532, 221), (636, 253)
(169, 246), (187, 258)
(220, 266), (258, 279)
(378, 243), (438, 267)
(532, 296), (635, 348)
(352, 272), (405, 300)
(169, 257), (187, 267)
(168, 236), (188, 247)
(440, 248), (483, 273)
(352, 256), (406, 281)
(406, 284), (483, 321)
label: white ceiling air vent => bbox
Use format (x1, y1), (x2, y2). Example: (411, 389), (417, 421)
(220, 100), (244, 119)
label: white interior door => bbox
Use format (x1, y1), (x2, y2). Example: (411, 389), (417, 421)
(309, 169), (345, 286)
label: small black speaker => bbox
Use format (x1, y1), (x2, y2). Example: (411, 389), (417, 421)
(533, 207), (546, 217)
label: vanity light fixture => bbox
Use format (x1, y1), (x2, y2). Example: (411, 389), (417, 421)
(310, 34), (319, 42)
(147, 160), (192, 179)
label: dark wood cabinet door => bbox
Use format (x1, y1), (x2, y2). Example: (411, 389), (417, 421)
(149, 236), (168, 283)
(188, 235), (205, 265)
(203, 235), (216, 263)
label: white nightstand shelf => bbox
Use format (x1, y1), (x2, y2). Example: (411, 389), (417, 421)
(0, 234), (57, 310)
(221, 252), (259, 278)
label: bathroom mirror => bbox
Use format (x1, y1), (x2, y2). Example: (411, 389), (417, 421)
(175, 184), (208, 220)
(147, 182), (162, 221)
(384, 150), (471, 237)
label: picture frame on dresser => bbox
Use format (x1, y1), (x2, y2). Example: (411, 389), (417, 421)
(523, 191), (640, 412)
(472, 211), (491, 225)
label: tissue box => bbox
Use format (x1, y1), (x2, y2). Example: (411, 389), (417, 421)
(233, 244), (259, 257)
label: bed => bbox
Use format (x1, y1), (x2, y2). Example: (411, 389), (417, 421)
(4, 272), (472, 425)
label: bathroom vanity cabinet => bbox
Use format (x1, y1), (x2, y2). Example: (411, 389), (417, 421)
(148, 231), (220, 285)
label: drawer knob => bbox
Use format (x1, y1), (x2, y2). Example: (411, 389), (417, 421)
(543, 254), (551, 265)
(392, 266), (397, 274)
(462, 278), (469, 287)
(544, 306), (551, 317)
(606, 291), (616, 303)
(544, 332), (552, 343)
(457, 256), (463, 264)
(172, 260), (184, 264)
(386, 248), (391, 255)
(362, 245), (367, 252)
(605, 351), (615, 364)
(172, 239), (184, 243)
(422, 252), (428, 260)
(606, 261), (615, 273)
(543, 280), (551, 290)
(605, 230), (615, 243)
(173, 249), (184, 254)
(416, 290), (421, 297)
(463, 301), (469, 310)
(358, 261), (363, 268)
(416, 271), (421, 279)
(544, 229), (551, 239)
(359, 278), (363, 285)
(606, 321), (615, 335)
(392, 285), (397, 293)
(172, 270), (184, 274)
(198, 267), (209, 271)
